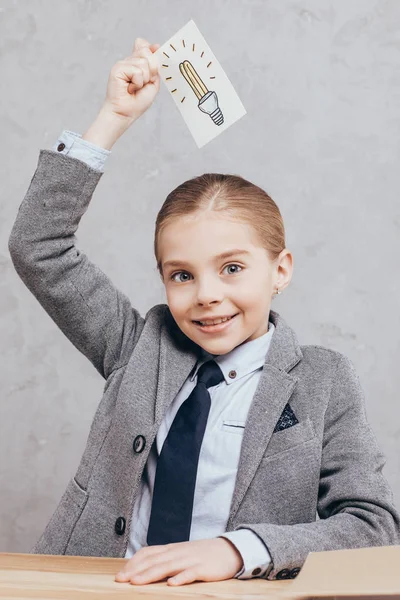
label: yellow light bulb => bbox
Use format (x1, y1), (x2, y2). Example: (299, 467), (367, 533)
(179, 60), (224, 126)
(179, 60), (208, 100)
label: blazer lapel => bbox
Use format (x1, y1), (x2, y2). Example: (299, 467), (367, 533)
(148, 305), (303, 525)
(226, 309), (303, 528)
(154, 307), (200, 424)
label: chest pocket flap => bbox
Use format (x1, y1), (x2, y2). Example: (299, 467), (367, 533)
(263, 417), (316, 460)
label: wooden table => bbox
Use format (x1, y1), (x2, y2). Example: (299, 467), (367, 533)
(0, 553), (291, 600)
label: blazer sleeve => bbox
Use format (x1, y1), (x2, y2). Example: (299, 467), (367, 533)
(8, 149), (145, 380)
(232, 354), (400, 580)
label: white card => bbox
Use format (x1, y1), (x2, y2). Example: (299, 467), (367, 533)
(155, 20), (246, 148)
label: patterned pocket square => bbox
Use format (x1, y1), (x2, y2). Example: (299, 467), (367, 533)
(273, 403), (299, 433)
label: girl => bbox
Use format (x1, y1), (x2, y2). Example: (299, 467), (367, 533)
(8, 38), (400, 587)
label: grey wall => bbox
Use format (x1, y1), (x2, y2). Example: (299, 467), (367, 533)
(1, 0), (399, 552)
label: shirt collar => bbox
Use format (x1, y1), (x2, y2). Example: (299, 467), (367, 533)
(189, 321), (275, 385)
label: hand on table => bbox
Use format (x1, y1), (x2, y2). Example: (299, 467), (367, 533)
(115, 537), (243, 586)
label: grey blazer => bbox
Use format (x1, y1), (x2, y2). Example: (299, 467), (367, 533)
(8, 150), (400, 580)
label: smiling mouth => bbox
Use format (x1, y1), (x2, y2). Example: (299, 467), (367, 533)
(193, 313), (239, 326)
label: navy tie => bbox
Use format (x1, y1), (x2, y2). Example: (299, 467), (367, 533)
(147, 359), (224, 545)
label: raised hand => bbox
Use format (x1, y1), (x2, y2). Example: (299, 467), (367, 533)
(103, 37), (161, 123)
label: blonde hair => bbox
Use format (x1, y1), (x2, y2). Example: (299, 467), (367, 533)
(154, 173), (286, 278)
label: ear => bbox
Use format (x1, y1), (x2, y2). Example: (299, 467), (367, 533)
(276, 249), (293, 291)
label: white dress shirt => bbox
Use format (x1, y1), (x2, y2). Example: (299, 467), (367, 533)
(126, 323), (275, 579)
(52, 130), (274, 579)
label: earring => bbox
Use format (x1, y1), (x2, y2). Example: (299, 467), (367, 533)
(272, 287), (281, 300)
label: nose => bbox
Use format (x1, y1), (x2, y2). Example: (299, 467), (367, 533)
(195, 277), (224, 306)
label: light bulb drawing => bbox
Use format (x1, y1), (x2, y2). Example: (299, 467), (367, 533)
(159, 22), (246, 147)
(161, 38), (224, 127)
(179, 60), (224, 126)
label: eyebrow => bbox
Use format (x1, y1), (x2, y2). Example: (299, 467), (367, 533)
(163, 249), (251, 270)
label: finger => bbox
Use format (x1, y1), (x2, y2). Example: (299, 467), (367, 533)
(134, 46), (160, 80)
(121, 65), (144, 92)
(115, 546), (167, 581)
(168, 569), (198, 586)
(136, 57), (151, 84)
(128, 560), (181, 585)
(121, 546), (187, 583)
(133, 37), (151, 54)
(150, 43), (160, 53)
(122, 57), (151, 84)
(115, 570), (131, 582)
(126, 549), (178, 578)
(135, 544), (167, 557)
(149, 75), (160, 93)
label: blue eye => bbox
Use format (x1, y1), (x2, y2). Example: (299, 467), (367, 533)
(224, 264), (242, 275)
(170, 264), (242, 283)
(171, 272), (192, 283)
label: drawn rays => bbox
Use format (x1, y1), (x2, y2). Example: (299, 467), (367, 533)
(161, 38), (217, 103)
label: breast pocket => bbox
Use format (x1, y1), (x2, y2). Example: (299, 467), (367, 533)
(262, 417), (316, 460)
(221, 419), (246, 435)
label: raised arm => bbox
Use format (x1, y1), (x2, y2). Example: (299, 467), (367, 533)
(8, 38), (161, 379)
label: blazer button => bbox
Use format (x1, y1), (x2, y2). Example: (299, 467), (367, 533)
(276, 569), (291, 580)
(115, 516), (126, 535)
(133, 435), (146, 454)
(290, 567), (300, 578)
(252, 567), (262, 576)
(57, 143), (65, 152)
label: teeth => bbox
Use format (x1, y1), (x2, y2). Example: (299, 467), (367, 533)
(199, 316), (232, 326)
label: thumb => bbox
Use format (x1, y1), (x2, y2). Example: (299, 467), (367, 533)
(134, 37), (151, 52)
(150, 43), (160, 53)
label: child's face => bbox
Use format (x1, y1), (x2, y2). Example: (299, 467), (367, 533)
(159, 212), (292, 355)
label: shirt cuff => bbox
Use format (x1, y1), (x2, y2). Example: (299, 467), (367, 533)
(52, 130), (110, 173)
(219, 529), (272, 579)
